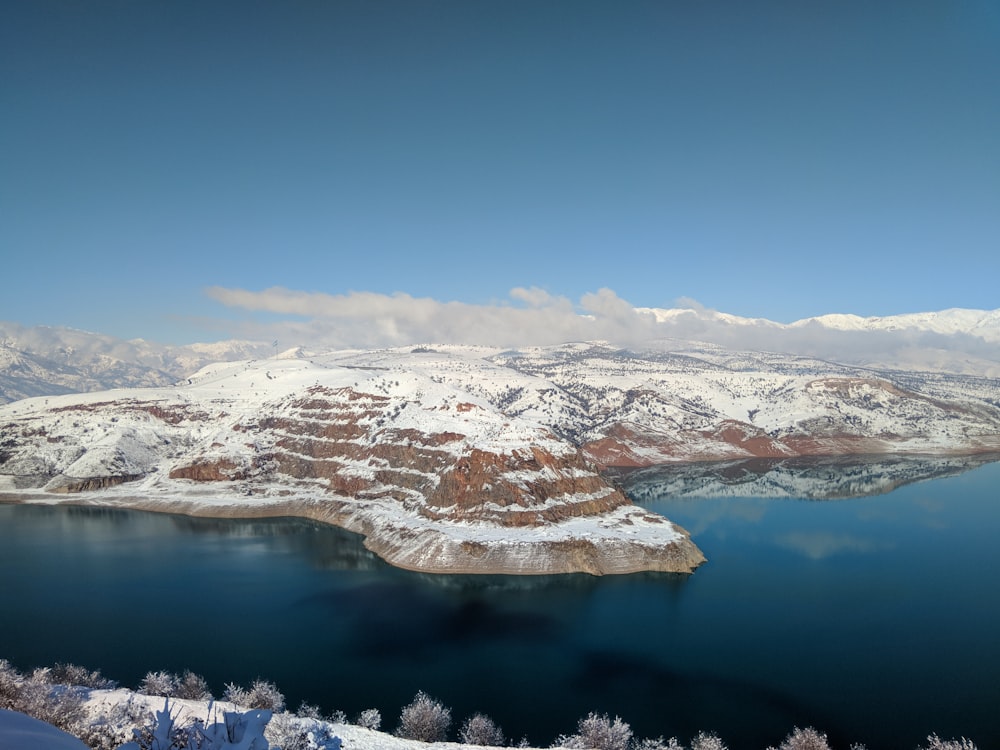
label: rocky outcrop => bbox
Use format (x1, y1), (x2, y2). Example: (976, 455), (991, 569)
(0, 368), (706, 576)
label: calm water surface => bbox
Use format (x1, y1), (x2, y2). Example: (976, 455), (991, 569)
(1, 458), (998, 749)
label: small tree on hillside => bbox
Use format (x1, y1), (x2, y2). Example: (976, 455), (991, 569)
(396, 690), (452, 742)
(768, 726), (832, 750)
(919, 736), (979, 750)
(555, 712), (633, 750)
(459, 712), (505, 746)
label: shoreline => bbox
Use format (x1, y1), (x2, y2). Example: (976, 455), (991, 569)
(0, 487), (706, 577)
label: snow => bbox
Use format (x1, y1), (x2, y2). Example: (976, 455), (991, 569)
(70, 688), (559, 750)
(0, 709), (89, 750)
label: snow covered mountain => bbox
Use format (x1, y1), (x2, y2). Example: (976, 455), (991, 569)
(0, 322), (275, 404)
(640, 306), (1000, 376)
(2, 341), (999, 575)
(3, 305), (1000, 405)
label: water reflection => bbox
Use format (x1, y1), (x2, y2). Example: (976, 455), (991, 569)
(2, 457), (999, 750)
(611, 453), (1000, 502)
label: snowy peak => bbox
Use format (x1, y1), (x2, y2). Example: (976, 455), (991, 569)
(790, 307), (1000, 341)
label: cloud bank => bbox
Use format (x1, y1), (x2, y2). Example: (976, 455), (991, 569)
(206, 286), (663, 349)
(204, 286), (1000, 374)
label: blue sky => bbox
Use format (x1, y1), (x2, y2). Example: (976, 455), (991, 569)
(2, 0), (998, 345)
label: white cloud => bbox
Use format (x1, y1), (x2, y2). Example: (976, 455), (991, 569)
(203, 286), (1000, 374)
(205, 286), (658, 349)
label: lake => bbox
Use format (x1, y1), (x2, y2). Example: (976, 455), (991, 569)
(1, 454), (998, 749)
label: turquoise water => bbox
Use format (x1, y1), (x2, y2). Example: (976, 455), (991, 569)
(1, 459), (998, 749)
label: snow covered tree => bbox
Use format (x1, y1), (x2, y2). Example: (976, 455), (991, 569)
(690, 730), (728, 750)
(768, 726), (832, 750)
(918, 736), (979, 750)
(395, 690), (452, 742)
(140, 671), (179, 698)
(223, 679), (285, 712)
(175, 671), (212, 701)
(459, 712), (505, 746)
(355, 708), (381, 730)
(554, 712), (633, 750)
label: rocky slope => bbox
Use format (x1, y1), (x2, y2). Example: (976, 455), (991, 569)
(0, 356), (704, 576)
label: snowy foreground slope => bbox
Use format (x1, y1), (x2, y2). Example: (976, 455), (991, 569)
(0, 688), (590, 750)
(2, 342), (999, 575)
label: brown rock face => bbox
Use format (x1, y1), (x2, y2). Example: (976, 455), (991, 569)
(47, 474), (144, 493)
(424, 446), (631, 526)
(169, 459), (247, 482)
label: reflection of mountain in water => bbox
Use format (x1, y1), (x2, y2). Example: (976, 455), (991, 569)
(610, 453), (1000, 503)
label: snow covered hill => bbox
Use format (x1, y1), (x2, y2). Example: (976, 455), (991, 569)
(2, 341), (999, 575)
(0, 354), (705, 576)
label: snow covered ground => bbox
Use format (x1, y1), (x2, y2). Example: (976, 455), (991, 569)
(0, 708), (89, 750)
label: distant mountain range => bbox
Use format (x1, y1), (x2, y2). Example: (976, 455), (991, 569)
(0, 322), (275, 403)
(3, 306), (999, 404)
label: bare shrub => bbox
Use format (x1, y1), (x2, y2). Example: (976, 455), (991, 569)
(634, 739), (684, 750)
(16, 672), (87, 736)
(459, 712), (505, 746)
(265, 711), (311, 750)
(0, 659), (23, 709)
(768, 726), (832, 750)
(355, 708), (382, 730)
(919, 735), (979, 750)
(396, 690), (452, 742)
(175, 670), (213, 700)
(296, 700), (322, 719)
(691, 731), (728, 750)
(48, 662), (116, 689)
(223, 681), (249, 706)
(223, 678), (285, 712)
(140, 670), (179, 697)
(555, 712), (633, 750)
(327, 708), (348, 724)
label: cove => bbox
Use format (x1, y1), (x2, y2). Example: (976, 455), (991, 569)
(1, 454), (998, 749)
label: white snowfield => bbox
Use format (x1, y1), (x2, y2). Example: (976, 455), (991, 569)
(0, 708), (89, 750)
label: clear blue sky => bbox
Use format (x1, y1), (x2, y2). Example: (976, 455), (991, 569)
(2, 0), (998, 344)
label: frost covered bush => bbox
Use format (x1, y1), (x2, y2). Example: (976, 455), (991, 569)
(176, 670), (213, 700)
(918, 735), (979, 750)
(264, 711), (311, 750)
(223, 678), (286, 712)
(355, 707), (382, 730)
(0, 659), (21, 708)
(1, 665), (88, 736)
(691, 731), (728, 750)
(768, 726), (832, 750)
(395, 690), (452, 742)
(633, 739), (684, 750)
(140, 670), (179, 697)
(48, 662), (116, 689)
(295, 701), (322, 720)
(459, 712), (505, 746)
(554, 712), (633, 750)
(326, 709), (348, 724)
(138, 669), (213, 700)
